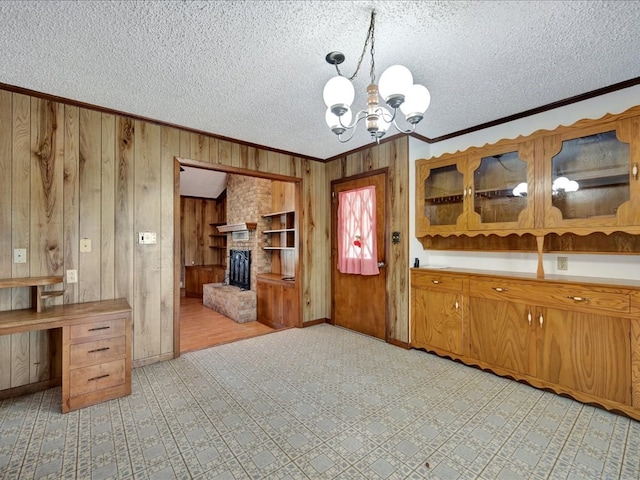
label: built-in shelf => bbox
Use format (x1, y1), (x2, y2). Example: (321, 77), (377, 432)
(263, 228), (295, 234)
(217, 222), (257, 233)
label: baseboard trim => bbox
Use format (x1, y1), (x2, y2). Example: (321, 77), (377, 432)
(0, 377), (62, 400)
(388, 337), (410, 350)
(133, 352), (174, 368)
(302, 318), (330, 327)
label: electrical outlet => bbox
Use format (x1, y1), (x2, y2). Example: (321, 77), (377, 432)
(80, 238), (92, 253)
(557, 256), (568, 271)
(66, 269), (78, 284)
(13, 248), (27, 264)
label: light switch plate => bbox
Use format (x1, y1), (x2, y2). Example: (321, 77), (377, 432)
(138, 232), (157, 244)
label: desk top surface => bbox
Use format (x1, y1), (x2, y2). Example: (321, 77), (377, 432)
(0, 299), (131, 334)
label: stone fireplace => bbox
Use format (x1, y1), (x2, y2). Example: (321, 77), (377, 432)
(203, 175), (272, 323)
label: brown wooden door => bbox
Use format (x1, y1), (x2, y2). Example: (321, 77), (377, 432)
(331, 171), (387, 340)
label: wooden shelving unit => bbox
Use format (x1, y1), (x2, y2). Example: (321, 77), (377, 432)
(262, 210), (295, 250)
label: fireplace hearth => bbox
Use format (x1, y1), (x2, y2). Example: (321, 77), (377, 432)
(229, 249), (251, 290)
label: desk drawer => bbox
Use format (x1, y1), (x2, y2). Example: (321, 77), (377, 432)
(69, 336), (126, 368)
(69, 358), (126, 398)
(69, 317), (126, 342)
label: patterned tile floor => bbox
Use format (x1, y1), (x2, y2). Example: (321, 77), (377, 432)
(1, 324), (639, 479)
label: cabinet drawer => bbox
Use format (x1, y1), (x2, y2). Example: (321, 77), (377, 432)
(69, 336), (126, 368)
(469, 278), (631, 315)
(412, 271), (463, 292)
(469, 278), (535, 303)
(69, 318), (126, 342)
(69, 358), (126, 398)
(537, 283), (631, 315)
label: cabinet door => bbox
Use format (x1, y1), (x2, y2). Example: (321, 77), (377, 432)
(468, 297), (535, 376)
(416, 156), (467, 236)
(257, 280), (281, 328)
(543, 117), (640, 229)
(281, 284), (299, 327)
(467, 140), (535, 231)
(412, 287), (463, 355)
(537, 308), (631, 405)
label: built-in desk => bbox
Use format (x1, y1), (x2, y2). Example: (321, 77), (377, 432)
(0, 298), (132, 413)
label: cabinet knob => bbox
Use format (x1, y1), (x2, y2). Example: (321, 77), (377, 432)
(431, 280), (441, 284)
(455, 299), (459, 311)
(539, 313), (544, 328)
(527, 310), (532, 326)
(492, 287), (508, 292)
(633, 163), (638, 180)
(567, 296), (590, 303)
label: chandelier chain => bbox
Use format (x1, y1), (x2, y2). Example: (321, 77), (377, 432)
(335, 10), (376, 82)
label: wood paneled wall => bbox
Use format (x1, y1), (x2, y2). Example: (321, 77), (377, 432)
(326, 137), (411, 343)
(180, 196), (224, 270)
(0, 88), (330, 393)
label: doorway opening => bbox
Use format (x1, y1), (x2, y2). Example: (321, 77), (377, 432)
(174, 158), (302, 356)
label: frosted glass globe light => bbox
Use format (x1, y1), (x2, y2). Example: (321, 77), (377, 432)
(566, 180), (579, 192)
(325, 107), (352, 134)
(553, 176), (569, 191)
(323, 76), (355, 111)
(400, 84), (431, 123)
(378, 65), (413, 107)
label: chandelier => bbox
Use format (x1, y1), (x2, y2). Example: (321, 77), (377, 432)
(323, 10), (431, 143)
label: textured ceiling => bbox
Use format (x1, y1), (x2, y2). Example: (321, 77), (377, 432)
(2, 1), (640, 160)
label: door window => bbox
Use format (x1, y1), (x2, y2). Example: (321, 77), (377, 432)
(337, 186), (380, 275)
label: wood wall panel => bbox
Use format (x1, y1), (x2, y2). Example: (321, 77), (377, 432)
(302, 159), (330, 324)
(0, 91), (11, 389)
(9, 94), (31, 387)
(63, 106), (80, 305)
(133, 121), (162, 360)
(161, 127), (180, 355)
(115, 118), (134, 304)
(79, 109), (102, 302)
(101, 114), (116, 300)
(30, 99), (64, 382)
(30, 99), (64, 279)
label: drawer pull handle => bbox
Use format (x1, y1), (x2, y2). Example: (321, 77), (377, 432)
(88, 374), (110, 382)
(527, 310), (532, 326)
(455, 300), (459, 311)
(88, 347), (110, 353)
(431, 280), (441, 284)
(539, 313), (544, 328)
(88, 326), (110, 332)
(567, 296), (590, 303)
(492, 287), (508, 292)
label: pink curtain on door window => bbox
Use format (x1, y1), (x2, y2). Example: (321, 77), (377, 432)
(337, 185), (380, 275)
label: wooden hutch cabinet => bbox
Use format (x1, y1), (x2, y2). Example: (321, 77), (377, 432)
(412, 105), (640, 420)
(416, 139), (536, 236)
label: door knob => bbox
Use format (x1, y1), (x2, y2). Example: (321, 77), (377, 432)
(377, 261), (385, 268)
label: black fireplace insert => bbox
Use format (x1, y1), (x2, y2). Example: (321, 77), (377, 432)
(229, 249), (251, 290)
